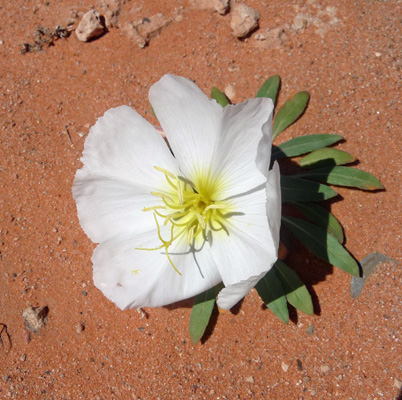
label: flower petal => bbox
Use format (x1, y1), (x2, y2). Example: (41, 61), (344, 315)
(149, 75), (222, 184)
(266, 161), (282, 249)
(216, 271), (267, 310)
(210, 183), (280, 309)
(211, 97), (274, 199)
(78, 105), (179, 190)
(92, 231), (221, 309)
(73, 174), (161, 243)
(150, 75), (274, 199)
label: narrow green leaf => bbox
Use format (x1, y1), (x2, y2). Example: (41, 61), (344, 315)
(150, 104), (157, 118)
(282, 215), (360, 276)
(211, 86), (230, 107)
(300, 148), (356, 168)
(272, 91), (309, 139)
(293, 202), (344, 243)
(274, 260), (313, 315)
(281, 175), (338, 203)
(256, 75), (280, 105)
(296, 166), (384, 190)
(272, 134), (343, 160)
(255, 267), (289, 323)
(189, 286), (216, 344)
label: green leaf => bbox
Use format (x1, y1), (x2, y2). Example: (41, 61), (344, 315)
(282, 215), (360, 276)
(274, 260), (313, 315)
(272, 134), (343, 160)
(296, 166), (384, 190)
(189, 286), (217, 344)
(272, 91), (309, 139)
(255, 267), (289, 323)
(300, 148), (356, 168)
(211, 87), (230, 107)
(293, 202), (344, 243)
(256, 75), (280, 105)
(281, 175), (338, 203)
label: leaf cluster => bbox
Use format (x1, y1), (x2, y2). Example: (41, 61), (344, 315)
(189, 76), (384, 343)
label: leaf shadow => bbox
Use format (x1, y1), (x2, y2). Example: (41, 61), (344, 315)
(200, 305), (220, 344)
(262, 152), (362, 322)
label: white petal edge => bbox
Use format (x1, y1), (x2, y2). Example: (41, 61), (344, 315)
(266, 161), (282, 249)
(92, 231), (221, 309)
(209, 165), (281, 309)
(78, 105), (179, 191)
(216, 271), (267, 310)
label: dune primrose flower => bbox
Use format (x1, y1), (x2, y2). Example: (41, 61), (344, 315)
(73, 74), (281, 310)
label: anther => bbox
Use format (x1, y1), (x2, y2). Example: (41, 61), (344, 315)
(187, 225), (196, 244)
(195, 213), (206, 229)
(142, 205), (166, 212)
(151, 191), (172, 200)
(154, 166), (177, 179)
(177, 179), (184, 206)
(205, 204), (226, 211)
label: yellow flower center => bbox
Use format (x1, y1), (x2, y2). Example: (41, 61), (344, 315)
(136, 166), (231, 274)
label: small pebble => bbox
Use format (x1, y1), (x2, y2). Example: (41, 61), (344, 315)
(224, 84), (236, 102)
(281, 362), (290, 372)
(76, 322), (85, 333)
(394, 378), (402, 389)
(190, 0), (229, 15)
(75, 10), (105, 42)
(320, 364), (330, 373)
(230, 3), (260, 38)
(22, 306), (49, 333)
(306, 324), (315, 335)
(296, 359), (303, 371)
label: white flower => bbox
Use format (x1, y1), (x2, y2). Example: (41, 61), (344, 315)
(73, 74), (281, 311)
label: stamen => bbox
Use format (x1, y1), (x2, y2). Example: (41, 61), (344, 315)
(177, 179), (184, 206)
(162, 196), (195, 210)
(209, 217), (225, 232)
(142, 166), (232, 274)
(165, 174), (178, 190)
(142, 205), (166, 212)
(151, 191), (172, 200)
(154, 166), (177, 179)
(205, 203), (226, 211)
(187, 225), (196, 244)
(171, 214), (197, 227)
(135, 213), (182, 276)
(195, 213), (206, 229)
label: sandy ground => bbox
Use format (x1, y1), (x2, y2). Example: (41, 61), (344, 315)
(1, 0), (401, 399)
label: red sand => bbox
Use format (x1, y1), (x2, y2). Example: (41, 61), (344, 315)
(1, 1), (401, 398)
